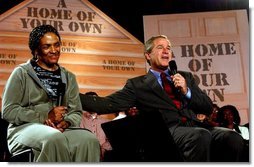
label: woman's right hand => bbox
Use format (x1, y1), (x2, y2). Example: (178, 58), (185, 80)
(48, 106), (67, 123)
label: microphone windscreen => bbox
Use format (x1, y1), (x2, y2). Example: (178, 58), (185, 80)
(169, 60), (177, 74)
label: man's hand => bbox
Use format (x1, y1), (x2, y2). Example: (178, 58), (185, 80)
(127, 107), (139, 116)
(197, 114), (207, 122)
(171, 73), (188, 95)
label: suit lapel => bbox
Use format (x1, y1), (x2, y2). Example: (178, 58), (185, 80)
(144, 71), (175, 105)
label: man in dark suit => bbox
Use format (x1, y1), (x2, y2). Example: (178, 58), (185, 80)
(80, 35), (244, 162)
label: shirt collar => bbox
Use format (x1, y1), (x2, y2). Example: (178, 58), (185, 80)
(150, 69), (170, 78)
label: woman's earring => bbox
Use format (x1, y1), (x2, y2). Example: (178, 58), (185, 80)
(34, 52), (38, 60)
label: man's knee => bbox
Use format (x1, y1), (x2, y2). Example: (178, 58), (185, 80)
(190, 128), (212, 144)
(211, 129), (244, 161)
(223, 130), (244, 150)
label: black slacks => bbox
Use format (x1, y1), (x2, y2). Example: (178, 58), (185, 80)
(170, 125), (245, 162)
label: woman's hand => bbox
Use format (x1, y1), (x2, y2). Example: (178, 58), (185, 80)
(44, 119), (70, 132)
(48, 106), (67, 123)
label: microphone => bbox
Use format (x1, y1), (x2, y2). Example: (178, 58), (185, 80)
(168, 60), (180, 93)
(168, 60), (177, 75)
(57, 82), (65, 106)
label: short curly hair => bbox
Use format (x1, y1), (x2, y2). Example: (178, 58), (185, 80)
(217, 105), (241, 126)
(29, 24), (61, 58)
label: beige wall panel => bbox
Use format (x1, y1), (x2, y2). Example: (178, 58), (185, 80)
(60, 54), (145, 67)
(0, 0), (125, 38)
(159, 19), (192, 38)
(0, 73), (11, 81)
(0, 49), (145, 68)
(204, 17), (238, 36)
(0, 35), (143, 55)
(79, 88), (119, 96)
(62, 64), (145, 77)
(76, 76), (129, 88)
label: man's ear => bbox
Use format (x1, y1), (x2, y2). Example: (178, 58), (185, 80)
(144, 52), (151, 61)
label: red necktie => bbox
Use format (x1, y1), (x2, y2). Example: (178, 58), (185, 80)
(160, 72), (181, 109)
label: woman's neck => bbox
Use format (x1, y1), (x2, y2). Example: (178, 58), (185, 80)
(36, 61), (58, 71)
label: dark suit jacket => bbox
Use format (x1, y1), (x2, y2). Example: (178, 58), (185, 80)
(80, 70), (213, 128)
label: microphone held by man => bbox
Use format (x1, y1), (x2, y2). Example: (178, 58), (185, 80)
(168, 60), (177, 75)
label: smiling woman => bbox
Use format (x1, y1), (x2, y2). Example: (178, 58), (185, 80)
(1, 24), (101, 162)
(36, 32), (61, 70)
